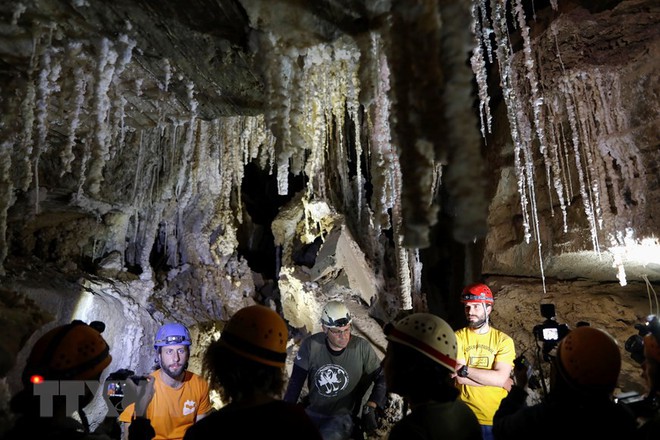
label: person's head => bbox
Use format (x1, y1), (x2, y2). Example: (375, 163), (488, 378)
(13, 320), (112, 414)
(321, 300), (352, 351)
(552, 326), (621, 397)
(460, 283), (494, 330)
(154, 322), (191, 380)
(383, 313), (459, 403)
(203, 305), (288, 403)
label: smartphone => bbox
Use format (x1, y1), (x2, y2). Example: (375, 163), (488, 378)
(106, 380), (125, 398)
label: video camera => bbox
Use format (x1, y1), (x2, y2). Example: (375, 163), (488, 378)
(624, 314), (660, 364)
(533, 304), (570, 360)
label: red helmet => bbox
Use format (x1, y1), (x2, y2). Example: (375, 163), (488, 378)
(461, 283), (494, 304)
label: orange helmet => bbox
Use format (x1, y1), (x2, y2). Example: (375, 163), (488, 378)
(460, 283), (494, 304)
(22, 320), (112, 384)
(219, 305), (288, 368)
(556, 326), (621, 392)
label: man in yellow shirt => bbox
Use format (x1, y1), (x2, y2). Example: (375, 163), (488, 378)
(120, 323), (212, 440)
(453, 283), (515, 440)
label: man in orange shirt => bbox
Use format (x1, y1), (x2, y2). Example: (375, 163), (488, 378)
(120, 323), (212, 440)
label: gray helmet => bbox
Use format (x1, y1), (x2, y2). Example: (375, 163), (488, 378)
(321, 301), (352, 328)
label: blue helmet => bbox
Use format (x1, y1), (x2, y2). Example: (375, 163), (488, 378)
(154, 323), (192, 349)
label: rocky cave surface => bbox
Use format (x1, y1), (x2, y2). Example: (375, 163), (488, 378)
(0, 0), (658, 436)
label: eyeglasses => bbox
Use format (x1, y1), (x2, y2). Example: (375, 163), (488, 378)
(156, 335), (188, 344)
(327, 327), (351, 336)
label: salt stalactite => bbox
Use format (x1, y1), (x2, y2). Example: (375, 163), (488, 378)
(470, 0), (493, 139)
(512, 0), (548, 288)
(19, 79), (36, 192)
(0, 141), (14, 275)
(174, 81), (199, 210)
(439, 0), (489, 244)
(571, 75), (604, 231)
(241, 115), (276, 172)
(361, 39), (411, 310)
(87, 38), (118, 196)
(544, 104), (569, 232)
(513, 0), (552, 201)
(259, 32), (295, 195)
(131, 130), (145, 205)
(207, 117), (255, 259)
(490, 0), (531, 243)
(33, 44), (62, 214)
(316, 40), (361, 217)
(61, 42), (87, 176)
(488, 0), (553, 291)
(388, 0), (446, 248)
(369, 50), (395, 233)
(109, 35), (136, 158)
(561, 77), (599, 253)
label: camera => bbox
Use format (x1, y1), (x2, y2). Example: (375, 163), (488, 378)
(104, 368), (149, 414)
(625, 315), (660, 364)
(616, 391), (659, 419)
(105, 369), (149, 398)
(533, 304), (570, 360)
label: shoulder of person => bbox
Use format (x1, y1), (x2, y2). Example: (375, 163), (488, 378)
(309, 332), (327, 343)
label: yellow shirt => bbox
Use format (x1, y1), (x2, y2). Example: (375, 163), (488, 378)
(455, 326), (515, 425)
(119, 369), (212, 440)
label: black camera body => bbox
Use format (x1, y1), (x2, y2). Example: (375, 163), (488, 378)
(625, 323), (649, 364)
(616, 391), (659, 419)
(625, 315), (660, 364)
(533, 304), (570, 360)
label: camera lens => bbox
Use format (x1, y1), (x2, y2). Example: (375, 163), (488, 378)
(625, 335), (642, 353)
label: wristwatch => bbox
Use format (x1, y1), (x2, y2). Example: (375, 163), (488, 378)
(458, 365), (469, 377)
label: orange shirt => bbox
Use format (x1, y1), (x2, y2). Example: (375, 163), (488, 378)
(119, 370), (212, 440)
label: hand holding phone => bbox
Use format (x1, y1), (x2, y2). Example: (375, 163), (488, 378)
(121, 375), (155, 417)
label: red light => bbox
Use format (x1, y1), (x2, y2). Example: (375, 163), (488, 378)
(30, 375), (45, 384)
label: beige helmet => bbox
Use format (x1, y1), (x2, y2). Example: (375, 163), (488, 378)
(321, 301), (352, 328)
(385, 313), (457, 372)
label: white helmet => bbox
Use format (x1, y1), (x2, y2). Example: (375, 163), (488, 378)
(321, 301), (352, 328)
(385, 313), (457, 372)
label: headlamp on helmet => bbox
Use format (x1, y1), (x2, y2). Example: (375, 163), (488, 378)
(321, 301), (352, 328)
(154, 323), (192, 349)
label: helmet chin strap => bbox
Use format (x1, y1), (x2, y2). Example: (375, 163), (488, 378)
(474, 303), (490, 334)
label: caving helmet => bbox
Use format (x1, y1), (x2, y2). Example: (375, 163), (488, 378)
(218, 305), (288, 368)
(556, 326), (621, 393)
(154, 322), (192, 349)
(22, 320), (112, 385)
(385, 313), (457, 372)
(460, 283), (494, 304)
(321, 300), (352, 328)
